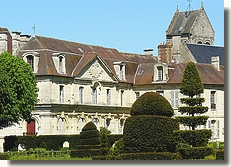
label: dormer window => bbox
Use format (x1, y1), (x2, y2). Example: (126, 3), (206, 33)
(22, 52), (39, 73)
(113, 62), (126, 80)
(153, 63), (168, 82)
(52, 53), (66, 74)
(157, 66), (163, 81)
(27, 55), (34, 71)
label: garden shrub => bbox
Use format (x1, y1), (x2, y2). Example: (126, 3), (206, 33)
(123, 115), (179, 153)
(130, 92), (174, 117)
(121, 92), (180, 160)
(174, 129), (212, 147)
(120, 152), (182, 160)
(178, 146), (213, 159)
(0, 153), (9, 160)
(216, 150), (224, 160)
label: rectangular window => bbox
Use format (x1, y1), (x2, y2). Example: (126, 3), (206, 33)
(59, 57), (63, 73)
(210, 91), (216, 109)
(92, 88), (97, 104)
(27, 55), (34, 71)
(135, 92), (140, 100)
(208, 120), (211, 129)
(79, 87), (84, 104)
(170, 90), (178, 108)
(60, 85), (64, 103)
(216, 120), (220, 138)
(107, 89), (111, 105)
(120, 65), (124, 80)
(157, 66), (163, 81)
(120, 90), (124, 106)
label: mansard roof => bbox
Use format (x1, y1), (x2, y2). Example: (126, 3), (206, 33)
(186, 44), (224, 66)
(19, 35), (224, 86)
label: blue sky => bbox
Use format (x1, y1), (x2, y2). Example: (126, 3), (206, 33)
(0, 0), (224, 55)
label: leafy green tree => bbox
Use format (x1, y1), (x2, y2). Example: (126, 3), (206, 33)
(174, 62), (213, 159)
(0, 51), (38, 129)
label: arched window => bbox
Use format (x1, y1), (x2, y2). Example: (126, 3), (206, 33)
(197, 41), (202, 44)
(78, 118), (85, 131)
(58, 118), (65, 134)
(205, 42), (210, 45)
(92, 88), (97, 104)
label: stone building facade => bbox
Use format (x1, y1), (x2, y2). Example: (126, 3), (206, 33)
(0, 5), (224, 152)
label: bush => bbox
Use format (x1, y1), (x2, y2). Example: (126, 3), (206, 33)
(130, 92), (174, 117)
(178, 146), (214, 159)
(112, 138), (124, 156)
(123, 115), (179, 153)
(173, 129), (212, 147)
(216, 150), (224, 160)
(0, 153), (9, 160)
(120, 152), (182, 160)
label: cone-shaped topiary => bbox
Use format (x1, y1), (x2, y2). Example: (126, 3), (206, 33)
(130, 92), (174, 117)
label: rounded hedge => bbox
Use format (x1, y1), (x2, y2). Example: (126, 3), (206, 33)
(130, 92), (174, 117)
(123, 115), (179, 153)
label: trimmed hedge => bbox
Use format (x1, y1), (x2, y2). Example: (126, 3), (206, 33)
(130, 92), (174, 117)
(120, 152), (182, 160)
(173, 129), (212, 147)
(179, 146), (213, 159)
(4, 134), (122, 152)
(123, 115), (179, 153)
(216, 150), (224, 160)
(0, 153), (9, 160)
(70, 147), (110, 158)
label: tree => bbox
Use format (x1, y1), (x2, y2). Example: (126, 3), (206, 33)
(174, 62), (213, 159)
(0, 51), (38, 129)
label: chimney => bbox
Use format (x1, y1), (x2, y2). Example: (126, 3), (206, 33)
(20, 34), (31, 49)
(143, 49), (153, 56)
(158, 42), (172, 63)
(12, 31), (21, 56)
(211, 56), (220, 71)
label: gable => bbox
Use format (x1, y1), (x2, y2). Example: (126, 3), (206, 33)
(75, 55), (118, 82)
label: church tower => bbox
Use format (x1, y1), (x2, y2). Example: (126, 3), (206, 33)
(162, 4), (215, 63)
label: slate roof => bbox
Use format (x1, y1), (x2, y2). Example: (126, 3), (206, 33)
(19, 35), (224, 86)
(186, 44), (224, 66)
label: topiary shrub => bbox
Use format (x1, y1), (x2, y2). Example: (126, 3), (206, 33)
(121, 92), (180, 160)
(71, 121), (104, 158)
(130, 92), (174, 117)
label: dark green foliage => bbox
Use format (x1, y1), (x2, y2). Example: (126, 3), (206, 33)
(82, 121), (97, 131)
(78, 122), (101, 145)
(100, 134), (109, 147)
(174, 130), (212, 147)
(178, 147), (213, 159)
(130, 92), (174, 117)
(180, 62), (204, 98)
(4, 135), (80, 151)
(71, 121), (103, 158)
(0, 153), (9, 160)
(178, 106), (208, 115)
(80, 130), (100, 139)
(180, 98), (205, 106)
(175, 116), (209, 128)
(70, 147), (109, 158)
(0, 52), (38, 129)
(100, 127), (111, 135)
(123, 115), (179, 153)
(112, 138), (124, 156)
(4, 134), (121, 152)
(120, 152), (182, 160)
(216, 150), (224, 160)
(107, 134), (123, 148)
